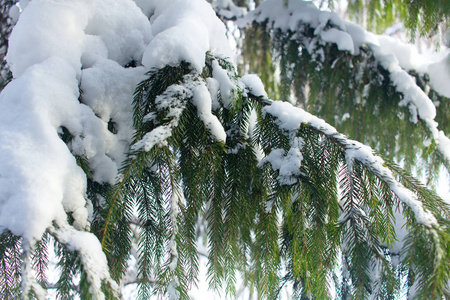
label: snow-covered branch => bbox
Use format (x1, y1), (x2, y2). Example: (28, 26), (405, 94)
(240, 0), (450, 166)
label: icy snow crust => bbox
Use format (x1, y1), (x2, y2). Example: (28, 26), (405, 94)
(1, 0), (232, 298)
(241, 0), (450, 164)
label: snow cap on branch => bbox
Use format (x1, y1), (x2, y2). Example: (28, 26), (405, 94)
(142, 0), (232, 72)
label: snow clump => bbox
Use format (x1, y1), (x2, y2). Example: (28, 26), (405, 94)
(0, 0), (235, 296)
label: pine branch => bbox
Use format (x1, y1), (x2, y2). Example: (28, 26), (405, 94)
(31, 232), (49, 288)
(0, 231), (22, 299)
(53, 238), (82, 299)
(243, 6), (449, 175)
(99, 64), (198, 284)
(136, 169), (165, 299)
(248, 95), (450, 297)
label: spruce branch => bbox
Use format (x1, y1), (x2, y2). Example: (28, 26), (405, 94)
(54, 238), (82, 299)
(257, 99), (441, 228)
(243, 7), (450, 174)
(99, 63), (198, 285)
(21, 242), (47, 300)
(248, 96), (449, 297)
(50, 224), (120, 300)
(0, 231), (22, 299)
(31, 233), (49, 290)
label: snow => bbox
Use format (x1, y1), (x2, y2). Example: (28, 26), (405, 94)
(241, 74), (268, 98)
(1, 0), (449, 298)
(240, 0), (323, 31)
(206, 77), (221, 110)
(0, 57), (88, 241)
(6, 0), (90, 77)
(258, 147), (303, 185)
(51, 224), (118, 300)
(84, 0), (152, 67)
(264, 101), (338, 136)
(142, 22), (210, 71)
(8, 4), (20, 24)
(438, 131), (450, 161)
(341, 112), (350, 121)
(212, 60), (236, 107)
(131, 0), (159, 17)
(79, 58), (146, 172)
(320, 28), (354, 54)
(133, 71), (229, 152)
(376, 35), (422, 70)
(133, 83), (190, 152)
(427, 54), (450, 98)
(22, 250), (47, 300)
(142, 0), (232, 72)
(241, 0), (352, 54)
(192, 82), (227, 142)
(344, 22), (379, 54)
(1, 0), (234, 253)
(2, 0), (160, 297)
(212, 0), (247, 20)
(19, 0), (30, 10)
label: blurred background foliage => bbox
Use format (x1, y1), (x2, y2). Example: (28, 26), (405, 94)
(226, 0), (450, 187)
(344, 0), (450, 41)
(239, 22), (449, 184)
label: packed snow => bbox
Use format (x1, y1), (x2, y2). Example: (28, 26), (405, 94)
(258, 147), (304, 185)
(211, 59), (236, 107)
(133, 83), (190, 152)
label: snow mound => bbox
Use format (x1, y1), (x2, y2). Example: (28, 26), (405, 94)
(1, 0), (236, 296)
(142, 0), (232, 71)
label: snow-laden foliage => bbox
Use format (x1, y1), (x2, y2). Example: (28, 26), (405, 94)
(239, 0), (450, 166)
(0, 0), (15, 89)
(0, 0), (449, 299)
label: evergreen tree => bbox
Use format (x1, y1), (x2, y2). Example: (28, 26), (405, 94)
(0, 0), (15, 89)
(0, 0), (449, 299)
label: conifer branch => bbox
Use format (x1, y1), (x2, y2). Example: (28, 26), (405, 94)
(54, 238), (82, 299)
(3, 2), (449, 299)
(248, 95), (450, 296)
(0, 231), (22, 299)
(99, 63), (197, 285)
(257, 99), (442, 228)
(243, 6), (450, 173)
